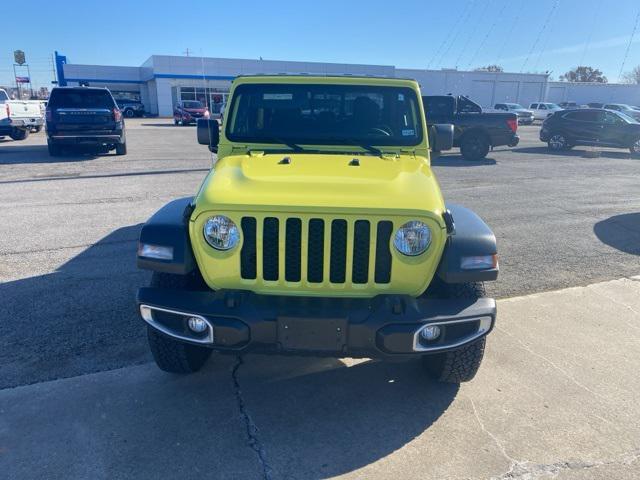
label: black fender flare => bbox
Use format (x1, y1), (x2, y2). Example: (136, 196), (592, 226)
(437, 204), (498, 283)
(137, 197), (196, 275)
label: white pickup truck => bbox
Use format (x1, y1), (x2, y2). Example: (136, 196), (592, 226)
(0, 88), (45, 141)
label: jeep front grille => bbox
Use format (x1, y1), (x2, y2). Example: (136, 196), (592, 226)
(240, 216), (393, 286)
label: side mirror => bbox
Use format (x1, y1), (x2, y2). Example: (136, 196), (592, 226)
(429, 124), (454, 154)
(197, 118), (220, 153)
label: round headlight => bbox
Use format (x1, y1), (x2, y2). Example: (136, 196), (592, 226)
(394, 221), (431, 256)
(203, 215), (239, 250)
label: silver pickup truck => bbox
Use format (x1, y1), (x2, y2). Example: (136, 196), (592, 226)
(0, 88), (45, 141)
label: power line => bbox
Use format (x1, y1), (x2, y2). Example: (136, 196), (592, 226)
(454, 0), (492, 69)
(520, 0), (560, 73)
(427, 1), (474, 69)
(435, 0), (478, 68)
(532, 1), (562, 72)
(579, 0), (604, 66)
(495, 0), (524, 65)
(617, 6), (640, 82)
(466, 0), (508, 69)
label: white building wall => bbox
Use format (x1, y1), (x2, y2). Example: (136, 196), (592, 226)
(545, 82), (640, 106)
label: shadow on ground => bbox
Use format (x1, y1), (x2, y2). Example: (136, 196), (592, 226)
(594, 213), (640, 255)
(432, 154), (497, 167)
(0, 143), (101, 164)
(514, 146), (633, 160)
(0, 224), (149, 388)
(140, 123), (194, 128)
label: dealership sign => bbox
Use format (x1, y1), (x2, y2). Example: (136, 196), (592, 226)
(15, 76), (30, 84)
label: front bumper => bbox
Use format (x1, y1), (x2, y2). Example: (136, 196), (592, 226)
(137, 288), (496, 358)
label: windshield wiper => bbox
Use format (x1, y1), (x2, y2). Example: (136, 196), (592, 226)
(340, 139), (382, 156)
(261, 138), (306, 152)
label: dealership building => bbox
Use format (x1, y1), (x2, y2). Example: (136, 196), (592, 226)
(55, 52), (640, 116)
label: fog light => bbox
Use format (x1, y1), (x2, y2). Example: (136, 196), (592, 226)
(420, 325), (441, 341)
(187, 317), (208, 333)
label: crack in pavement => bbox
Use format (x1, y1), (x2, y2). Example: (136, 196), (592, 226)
(232, 356), (274, 480)
(469, 396), (640, 479)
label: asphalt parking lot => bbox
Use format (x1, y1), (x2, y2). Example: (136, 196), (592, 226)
(1, 120), (640, 479)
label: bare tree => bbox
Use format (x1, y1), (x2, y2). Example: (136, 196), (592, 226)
(621, 66), (640, 84)
(559, 66), (607, 83)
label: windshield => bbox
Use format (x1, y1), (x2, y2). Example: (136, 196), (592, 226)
(506, 103), (524, 109)
(616, 111), (639, 123)
(226, 83), (423, 147)
(182, 101), (204, 109)
(545, 103), (561, 109)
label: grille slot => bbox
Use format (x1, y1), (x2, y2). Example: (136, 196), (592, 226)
(352, 220), (370, 284)
(262, 217), (279, 281)
(307, 219), (325, 282)
(375, 221), (393, 284)
(330, 220), (348, 283)
(240, 217), (257, 279)
(239, 217), (392, 286)
(285, 218), (302, 282)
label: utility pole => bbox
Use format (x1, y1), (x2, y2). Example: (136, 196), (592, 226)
(183, 48), (191, 57)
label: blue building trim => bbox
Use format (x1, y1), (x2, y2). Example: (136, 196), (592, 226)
(64, 78), (145, 85)
(54, 51), (67, 86)
(153, 73), (236, 81)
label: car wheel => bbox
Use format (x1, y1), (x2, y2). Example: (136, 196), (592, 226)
(422, 282), (487, 383)
(146, 272), (213, 374)
(32, 125), (43, 133)
(174, 118), (179, 125)
(460, 133), (490, 161)
(548, 133), (568, 151)
(630, 139), (640, 156)
(115, 141), (127, 155)
(9, 128), (29, 141)
(124, 108), (135, 118)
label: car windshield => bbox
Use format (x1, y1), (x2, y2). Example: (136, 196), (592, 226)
(506, 103), (524, 109)
(48, 89), (114, 109)
(616, 111), (639, 123)
(546, 103), (561, 109)
(182, 101), (204, 109)
(226, 83), (423, 148)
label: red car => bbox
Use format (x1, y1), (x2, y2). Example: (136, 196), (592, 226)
(173, 101), (210, 125)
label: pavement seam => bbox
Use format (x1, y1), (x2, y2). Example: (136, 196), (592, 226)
(231, 355), (274, 480)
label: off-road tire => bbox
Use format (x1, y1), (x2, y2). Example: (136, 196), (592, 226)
(146, 272), (213, 374)
(460, 133), (490, 161)
(9, 128), (29, 141)
(116, 141), (127, 155)
(422, 282), (488, 383)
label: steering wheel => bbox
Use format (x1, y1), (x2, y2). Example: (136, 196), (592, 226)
(368, 126), (392, 136)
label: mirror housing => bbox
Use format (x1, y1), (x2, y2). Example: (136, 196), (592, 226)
(429, 124), (454, 155)
(197, 118), (220, 153)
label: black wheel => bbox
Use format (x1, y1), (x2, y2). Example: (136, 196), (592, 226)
(548, 133), (570, 151)
(630, 138), (640, 157)
(422, 282), (488, 383)
(32, 125), (43, 133)
(9, 128), (29, 141)
(460, 133), (490, 160)
(124, 108), (135, 118)
(47, 141), (61, 157)
(146, 272), (213, 374)
(174, 118), (179, 125)
(115, 141), (127, 155)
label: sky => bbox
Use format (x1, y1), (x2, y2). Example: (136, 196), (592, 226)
(3, 0), (640, 91)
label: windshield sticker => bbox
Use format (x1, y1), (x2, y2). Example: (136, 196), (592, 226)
(263, 93), (293, 100)
(402, 129), (415, 136)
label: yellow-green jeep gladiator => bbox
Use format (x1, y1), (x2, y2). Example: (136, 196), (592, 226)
(136, 75), (498, 383)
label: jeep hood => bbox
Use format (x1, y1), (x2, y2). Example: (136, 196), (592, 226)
(191, 153), (446, 218)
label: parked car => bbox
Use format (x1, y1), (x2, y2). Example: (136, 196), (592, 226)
(529, 102), (563, 121)
(540, 108), (640, 155)
(602, 104), (640, 121)
(116, 99), (145, 118)
(587, 102), (604, 109)
(45, 86), (127, 156)
(494, 103), (535, 125)
(136, 75), (499, 384)
(558, 101), (578, 109)
(173, 100), (210, 125)
(423, 95), (519, 160)
(0, 88), (44, 140)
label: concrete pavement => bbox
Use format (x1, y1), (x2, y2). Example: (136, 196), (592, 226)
(2, 277), (639, 480)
